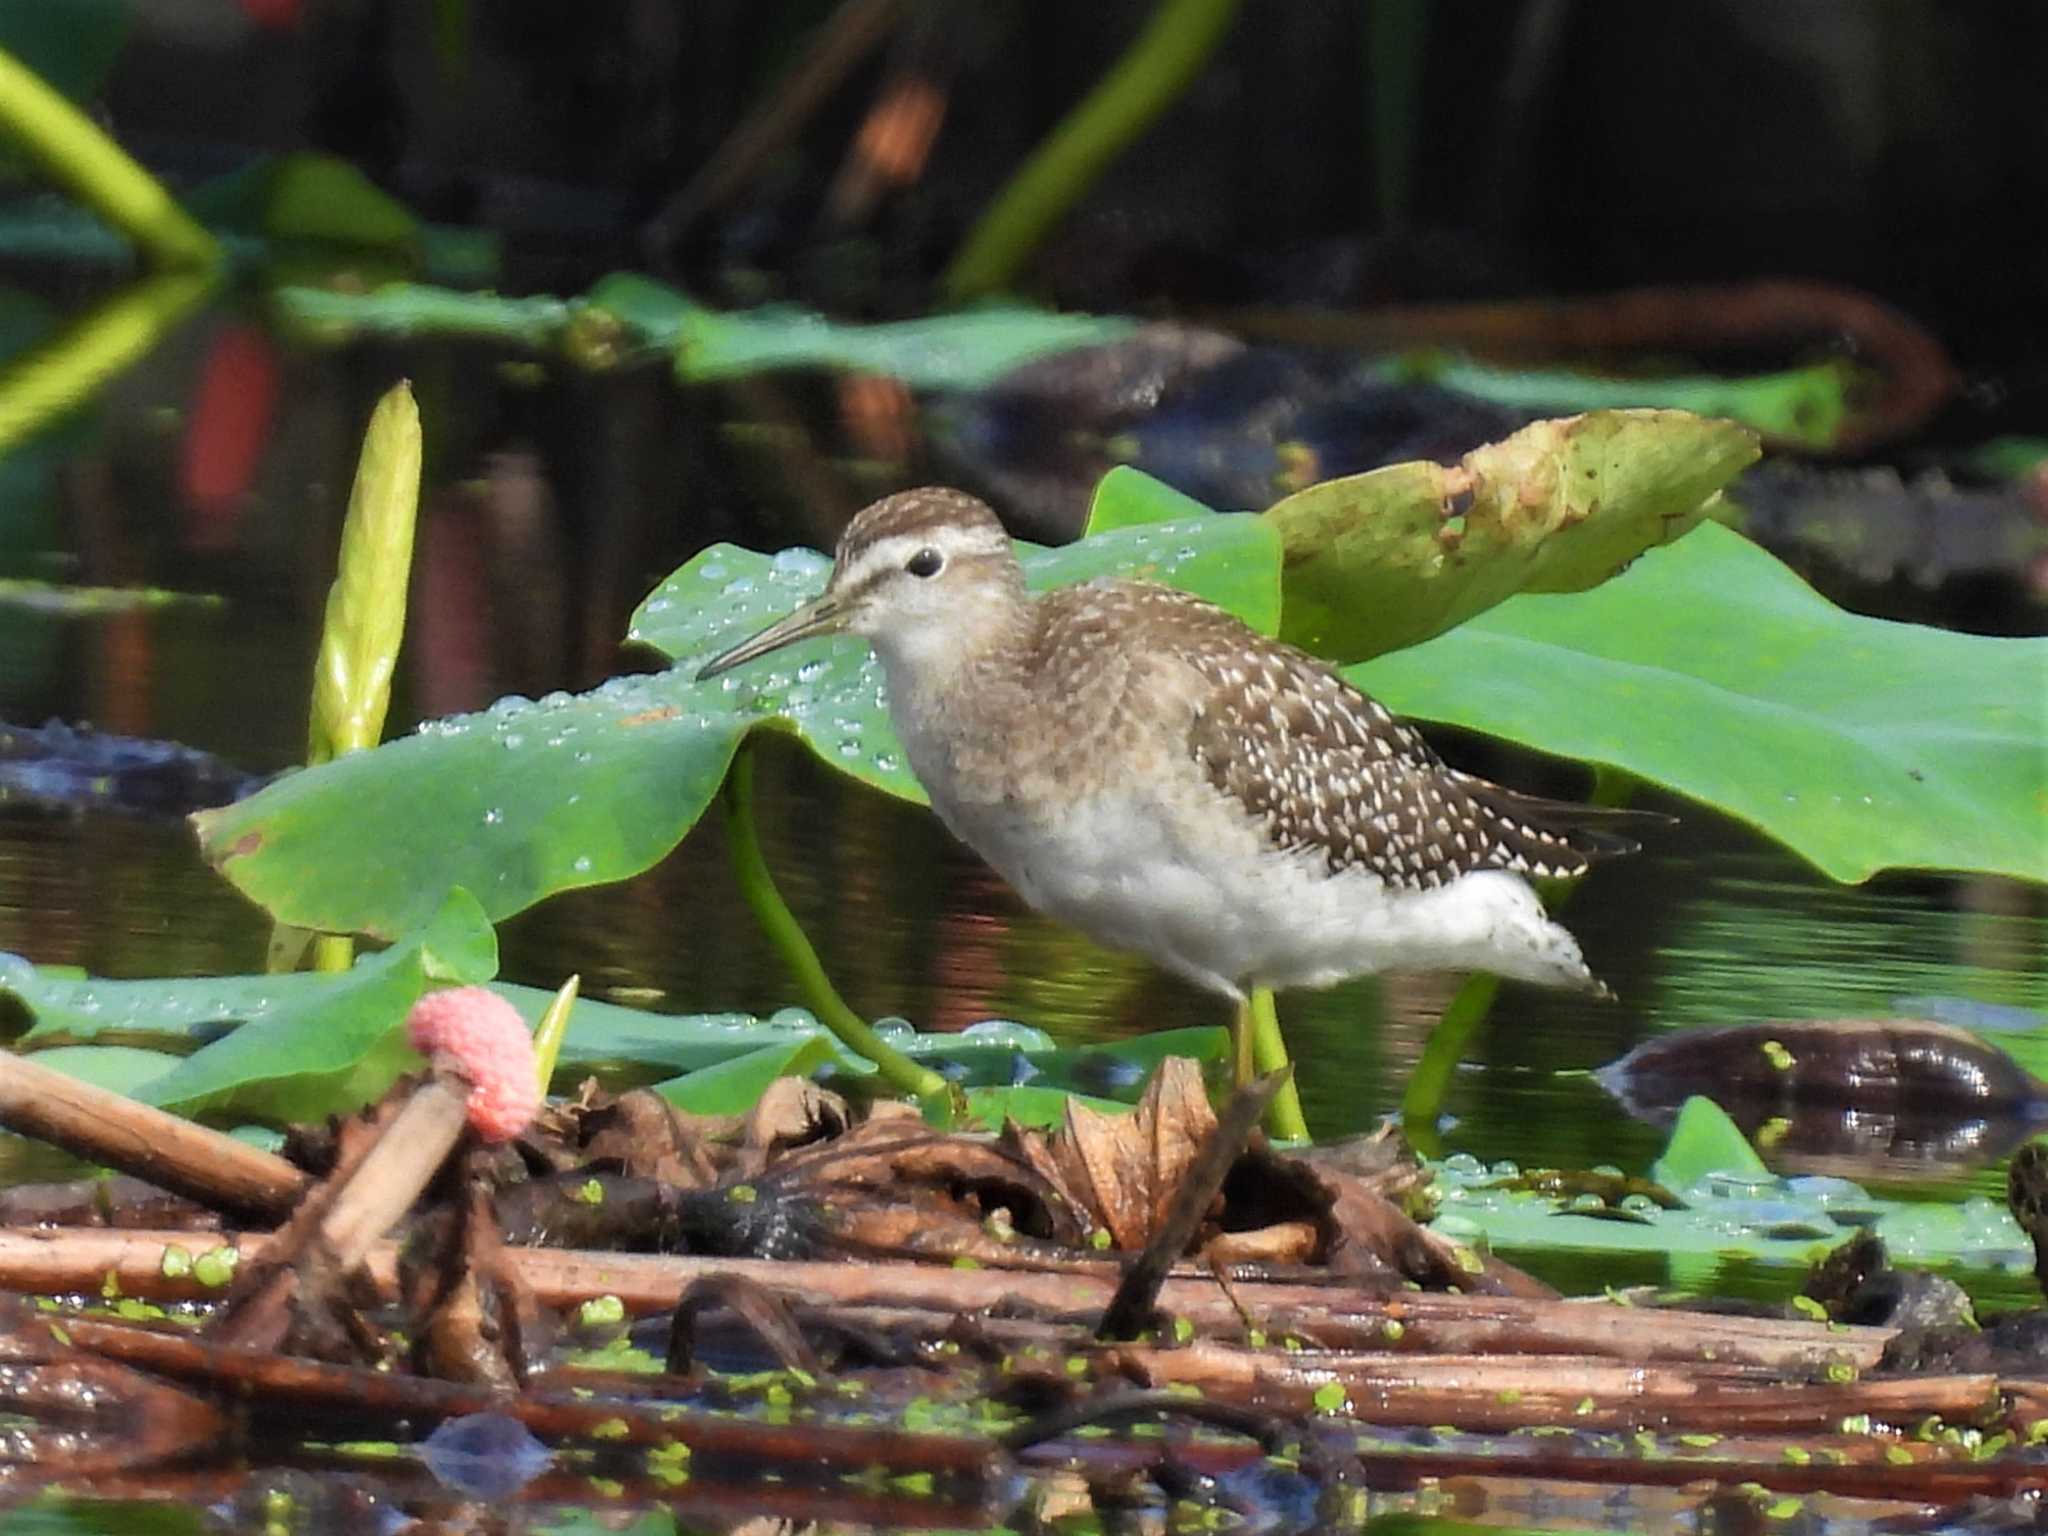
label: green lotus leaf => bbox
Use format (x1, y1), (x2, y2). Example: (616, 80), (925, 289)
(197, 504), (1277, 939)
(1351, 521), (2047, 885)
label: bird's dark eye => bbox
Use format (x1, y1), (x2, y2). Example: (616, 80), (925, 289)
(905, 547), (944, 578)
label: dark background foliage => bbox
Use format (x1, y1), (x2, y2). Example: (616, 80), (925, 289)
(85, 0), (2045, 386)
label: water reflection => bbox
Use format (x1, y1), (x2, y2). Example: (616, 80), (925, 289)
(5, 708), (2039, 1188)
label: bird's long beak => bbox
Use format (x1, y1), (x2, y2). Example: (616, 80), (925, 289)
(695, 594), (846, 681)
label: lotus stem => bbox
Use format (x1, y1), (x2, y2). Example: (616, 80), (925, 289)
(721, 741), (948, 1101)
(1246, 986), (1310, 1141)
(1400, 768), (1641, 1151)
(940, 0), (1240, 299)
(0, 47), (220, 271)
(1398, 971), (1500, 1159)
(0, 270), (216, 459)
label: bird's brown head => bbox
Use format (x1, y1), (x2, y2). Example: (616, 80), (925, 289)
(697, 488), (1024, 680)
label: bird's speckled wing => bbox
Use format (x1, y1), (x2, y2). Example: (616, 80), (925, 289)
(1173, 620), (1633, 888)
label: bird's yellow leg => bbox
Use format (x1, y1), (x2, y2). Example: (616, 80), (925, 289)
(1231, 996), (1257, 1087)
(1245, 986), (1310, 1142)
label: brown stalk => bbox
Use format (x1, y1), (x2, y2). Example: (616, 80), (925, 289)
(1098, 1068), (1284, 1340)
(0, 1228), (1899, 1374)
(0, 1049), (307, 1220)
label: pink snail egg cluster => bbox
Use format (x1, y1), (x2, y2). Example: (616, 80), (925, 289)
(405, 986), (542, 1143)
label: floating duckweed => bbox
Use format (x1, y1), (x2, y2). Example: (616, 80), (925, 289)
(1761, 1039), (1795, 1071)
(193, 1246), (238, 1287)
(1171, 1316), (1195, 1344)
(578, 1294), (626, 1327)
(1311, 1382), (1347, 1413)
(729, 1184), (757, 1204)
(590, 1418), (629, 1441)
(159, 1246), (192, 1279)
(571, 1179), (605, 1205)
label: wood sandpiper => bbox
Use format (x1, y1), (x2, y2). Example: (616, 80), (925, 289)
(699, 488), (1648, 1085)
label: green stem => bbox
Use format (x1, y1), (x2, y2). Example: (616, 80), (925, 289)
(1398, 971), (1499, 1159)
(309, 933), (355, 974)
(940, 0), (1240, 300)
(1229, 998), (1255, 1086)
(0, 269), (216, 458)
(1400, 769), (1642, 1154)
(1247, 986), (1310, 1142)
(722, 742), (948, 1100)
(0, 47), (220, 271)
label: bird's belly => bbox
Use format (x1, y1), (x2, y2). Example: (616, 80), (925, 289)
(937, 791), (1261, 994)
(933, 787), (1597, 998)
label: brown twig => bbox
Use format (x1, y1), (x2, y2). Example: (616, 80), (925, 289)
(0, 1228), (1899, 1373)
(0, 1049), (307, 1220)
(1098, 1340), (1999, 1433)
(1098, 1068), (1285, 1340)
(58, 1311), (1000, 1479)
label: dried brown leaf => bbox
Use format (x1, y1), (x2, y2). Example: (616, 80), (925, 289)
(1042, 1057), (1216, 1251)
(736, 1078), (851, 1177)
(578, 1089), (721, 1189)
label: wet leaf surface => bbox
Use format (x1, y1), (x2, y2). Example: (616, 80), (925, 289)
(1351, 520), (2048, 884)
(194, 503), (1279, 939)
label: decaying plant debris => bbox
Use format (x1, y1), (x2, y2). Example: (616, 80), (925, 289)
(4, 1050), (2048, 1528)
